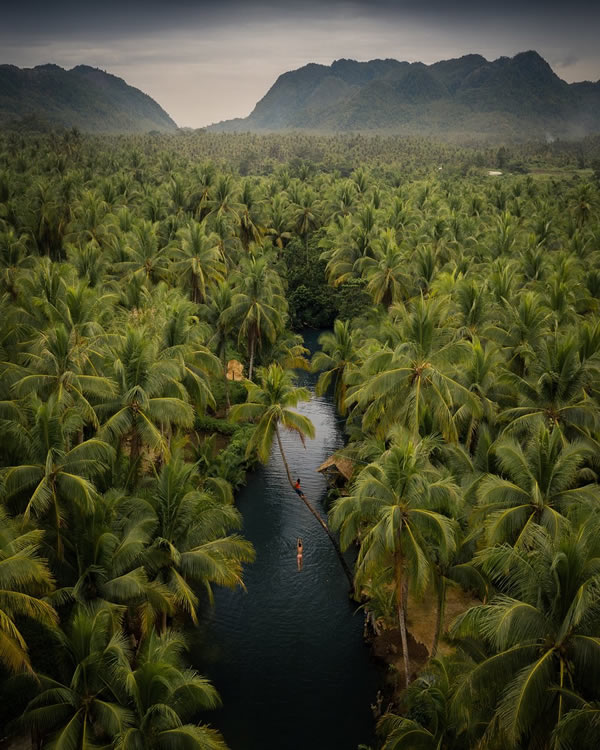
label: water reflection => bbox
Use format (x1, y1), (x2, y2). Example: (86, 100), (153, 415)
(190, 333), (381, 750)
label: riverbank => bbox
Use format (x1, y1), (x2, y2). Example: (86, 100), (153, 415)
(190, 331), (383, 750)
(367, 585), (480, 705)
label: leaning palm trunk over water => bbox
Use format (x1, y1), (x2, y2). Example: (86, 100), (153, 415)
(230, 363), (355, 594)
(274, 426), (355, 592)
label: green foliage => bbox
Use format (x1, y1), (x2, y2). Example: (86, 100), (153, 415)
(195, 414), (238, 435)
(209, 52), (600, 142)
(0, 127), (599, 749)
(211, 424), (256, 486)
(0, 64), (177, 133)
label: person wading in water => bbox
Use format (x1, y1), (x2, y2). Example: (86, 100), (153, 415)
(297, 538), (303, 571)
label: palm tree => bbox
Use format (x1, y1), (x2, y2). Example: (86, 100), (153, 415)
(98, 327), (194, 484)
(27, 181), (69, 261)
(358, 229), (411, 307)
(500, 334), (600, 439)
(0, 226), (32, 299)
(454, 337), (505, 452)
(15, 256), (72, 326)
(476, 427), (600, 546)
(222, 255), (285, 380)
(205, 175), (241, 224)
(62, 490), (173, 635)
(293, 187), (320, 265)
(210, 213), (240, 268)
(113, 220), (169, 284)
(312, 319), (359, 415)
(10, 323), (115, 428)
(488, 291), (551, 376)
(453, 278), (489, 340)
(229, 363), (354, 589)
(0, 508), (57, 673)
(114, 629), (228, 750)
(157, 297), (221, 413)
(347, 296), (480, 440)
(265, 194), (292, 252)
(238, 180), (265, 251)
(377, 656), (467, 750)
(170, 221), (225, 304)
(451, 524), (600, 748)
(204, 281), (235, 410)
(67, 189), (110, 246)
(20, 606), (133, 749)
(2, 396), (112, 559)
(319, 209), (377, 287)
(143, 450), (254, 629)
(330, 432), (458, 685)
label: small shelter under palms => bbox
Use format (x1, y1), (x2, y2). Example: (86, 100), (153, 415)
(316, 454), (354, 484)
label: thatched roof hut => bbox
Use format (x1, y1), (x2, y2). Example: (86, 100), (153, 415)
(316, 455), (354, 481)
(226, 359), (244, 381)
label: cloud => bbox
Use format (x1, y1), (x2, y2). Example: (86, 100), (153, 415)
(1, 1), (600, 126)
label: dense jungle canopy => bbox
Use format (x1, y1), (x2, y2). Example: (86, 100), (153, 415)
(1, 129), (600, 749)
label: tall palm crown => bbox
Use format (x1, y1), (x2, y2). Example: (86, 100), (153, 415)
(222, 255), (285, 381)
(99, 327), (194, 481)
(347, 296), (480, 440)
(113, 219), (169, 284)
(312, 319), (359, 416)
(20, 606), (133, 749)
(501, 334), (600, 439)
(114, 629), (228, 750)
(11, 322), (115, 427)
(357, 228), (411, 307)
(477, 427), (600, 546)
(170, 221), (225, 304)
(156, 297), (221, 412)
(2, 396), (112, 558)
(488, 291), (551, 375)
(229, 363), (314, 463)
(451, 525), (600, 748)
(0, 508), (57, 673)
(331, 433), (458, 685)
(144, 451), (255, 625)
(62, 490), (172, 630)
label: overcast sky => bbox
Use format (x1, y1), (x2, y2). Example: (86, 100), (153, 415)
(2, 1), (599, 128)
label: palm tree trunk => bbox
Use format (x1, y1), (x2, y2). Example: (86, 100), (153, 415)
(275, 426), (355, 594)
(248, 331), (256, 381)
(223, 362), (231, 413)
(395, 550), (411, 688)
(129, 426), (142, 487)
(431, 573), (446, 658)
(191, 274), (200, 304)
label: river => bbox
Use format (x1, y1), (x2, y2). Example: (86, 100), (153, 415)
(190, 330), (382, 750)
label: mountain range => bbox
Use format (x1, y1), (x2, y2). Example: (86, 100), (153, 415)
(209, 51), (600, 140)
(0, 64), (177, 133)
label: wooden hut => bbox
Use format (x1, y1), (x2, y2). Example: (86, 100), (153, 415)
(226, 359), (244, 381)
(316, 455), (354, 485)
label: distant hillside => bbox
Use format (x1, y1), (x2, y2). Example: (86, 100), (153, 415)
(209, 51), (600, 140)
(0, 64), (177, 133)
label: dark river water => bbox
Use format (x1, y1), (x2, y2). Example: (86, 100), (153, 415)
(190, 330), (382, 750)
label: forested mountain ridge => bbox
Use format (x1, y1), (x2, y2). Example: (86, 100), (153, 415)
(0, 63), (178, 133)
(209, 51), (600, 140)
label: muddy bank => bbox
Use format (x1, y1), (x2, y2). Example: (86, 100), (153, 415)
(367, 585), (480, 704)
